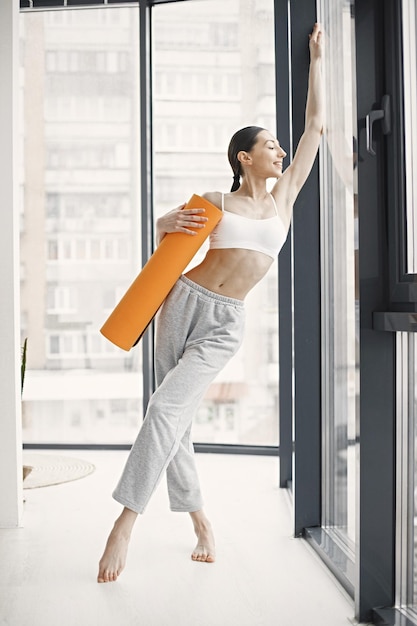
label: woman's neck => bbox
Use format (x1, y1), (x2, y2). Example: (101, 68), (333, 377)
(235, 179), (269, 200)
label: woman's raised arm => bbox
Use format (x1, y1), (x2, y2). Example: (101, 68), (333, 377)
(272, 23), (323, 224)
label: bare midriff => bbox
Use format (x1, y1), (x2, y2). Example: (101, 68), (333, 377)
(185, 248), (274, 300)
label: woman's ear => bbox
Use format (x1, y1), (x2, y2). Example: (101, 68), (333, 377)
(237, 150), (252, 166)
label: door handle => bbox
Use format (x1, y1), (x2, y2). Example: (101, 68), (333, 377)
(366, 94), (391, 156)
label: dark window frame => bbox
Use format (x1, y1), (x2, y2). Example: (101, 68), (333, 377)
(373, 0), (417, 335)
(385, 0), (417, 307)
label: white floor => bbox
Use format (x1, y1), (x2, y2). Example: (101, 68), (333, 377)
(0, 451), (370, 626)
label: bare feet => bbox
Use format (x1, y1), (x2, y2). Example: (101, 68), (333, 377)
(97, 507), (137, 583)
(190, 510), (216, 563)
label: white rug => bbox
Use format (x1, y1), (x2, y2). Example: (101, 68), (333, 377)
(22, 453), (95, 489)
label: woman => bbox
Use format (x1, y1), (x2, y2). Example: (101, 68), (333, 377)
(98, 22), (322, 583)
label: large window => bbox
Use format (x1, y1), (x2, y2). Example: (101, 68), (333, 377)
(153, 0), (278, 446)
(318, 0), (358, 553)
(20, 1), (279, 448)
(20, 8), (141, 444)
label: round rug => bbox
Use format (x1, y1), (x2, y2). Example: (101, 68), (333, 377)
(22, 453), (95, 489)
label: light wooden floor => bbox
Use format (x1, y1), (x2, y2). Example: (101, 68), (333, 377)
(0, 451), (369, 626)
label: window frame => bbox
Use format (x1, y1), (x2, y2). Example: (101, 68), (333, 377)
(383, 0), (417, 309)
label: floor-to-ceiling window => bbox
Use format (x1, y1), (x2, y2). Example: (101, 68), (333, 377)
(20, 0), (279, 449)
(20, 7), (142, 444)
(317, 0), (358, 560)
(153, 0), (279, 446)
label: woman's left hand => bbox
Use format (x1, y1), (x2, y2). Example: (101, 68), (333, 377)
(309, 22), (323, 60)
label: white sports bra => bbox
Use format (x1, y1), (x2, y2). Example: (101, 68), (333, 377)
(209, 193), (288, 259)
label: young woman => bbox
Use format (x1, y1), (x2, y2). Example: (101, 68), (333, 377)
(98, 22), (323, 583)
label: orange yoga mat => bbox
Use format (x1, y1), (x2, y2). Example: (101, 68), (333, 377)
(100, 194), (222, 351)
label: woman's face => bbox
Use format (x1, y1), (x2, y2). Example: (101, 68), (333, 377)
(243, 130), (287, 179)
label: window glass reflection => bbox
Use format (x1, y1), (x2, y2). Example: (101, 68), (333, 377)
(396, 334), (417, 614)
(402, 0), (417, 274)
(153, 0), (278, 445)
(318, 0), (358, 549)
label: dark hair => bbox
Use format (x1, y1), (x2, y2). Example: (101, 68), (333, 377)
(227, 126), (266, 191)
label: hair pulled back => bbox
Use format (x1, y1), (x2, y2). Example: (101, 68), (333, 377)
(227, 126), (266, 192)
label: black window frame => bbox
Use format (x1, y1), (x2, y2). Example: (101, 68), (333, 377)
(373, 0), (417, 334)
(386, 0), (417, 304)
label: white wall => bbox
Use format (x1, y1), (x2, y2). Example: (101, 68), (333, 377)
(0, 0), (23, 528)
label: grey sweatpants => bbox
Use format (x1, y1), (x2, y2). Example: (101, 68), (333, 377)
(112, 275), (245, 514)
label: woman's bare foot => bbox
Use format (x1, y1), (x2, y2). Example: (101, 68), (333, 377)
(190, 510), (216, 563)
(97, 507), (138, 583)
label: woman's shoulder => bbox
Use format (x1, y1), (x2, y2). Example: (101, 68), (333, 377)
(201, 190), (223, 209)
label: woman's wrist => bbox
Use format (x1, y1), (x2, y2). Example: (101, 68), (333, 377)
(155, 218), (166, 246)
(309, 56), (322, 70)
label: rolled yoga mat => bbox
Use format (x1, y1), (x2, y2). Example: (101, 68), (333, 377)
(100, 194), (222, 351)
